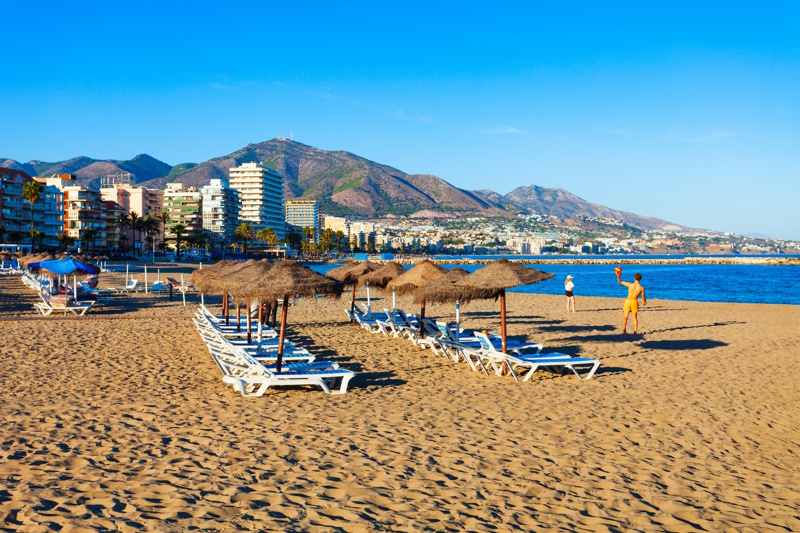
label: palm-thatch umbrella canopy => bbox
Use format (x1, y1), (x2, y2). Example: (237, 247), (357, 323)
(359, 261), (408, 313)
(327, 260), (381, 284)
(359, 261), (407, 288)
(327, 261), (382, 321)
(455, 259), (554, 353)
(412, 267), (477, 305)
(225, 260), (274, 344)
(192, 260), (233, 294)
(386, 260), (447, 335)
(256, 261), (344, 372)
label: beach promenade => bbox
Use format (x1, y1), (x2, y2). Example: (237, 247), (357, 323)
(0, 267), (798, 531)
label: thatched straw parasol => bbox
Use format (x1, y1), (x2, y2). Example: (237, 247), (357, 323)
(226, 260), (274, 344)
(327, 260), (381, 284)
(359, 261), (406, 288)
(256, 261), (343, 372)
(327, 261), (382, 322)
(455, 259), (554, 353)
(386, 260), (447, 336)
(359, 261), (408, 313)
(192, 260), (233, 294)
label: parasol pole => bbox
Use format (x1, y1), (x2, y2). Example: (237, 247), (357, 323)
(73, 274), (77, 301)
(257, 300), (263, 353)
(456, 300), (460, 343)
(181, 274), (186, 307)
(246, 299), (252, 344)
(236, 299), (241, 332)
(419, 299), (426, 337)
(366, 282), (371, 316)
(126, 263), (129, 285)
(350, 283), (356, 323)
(500, 288), (507, 353)
(145, 265), (148, 294)
(276, 294), (289, 373)
(392, 287), (396, 312)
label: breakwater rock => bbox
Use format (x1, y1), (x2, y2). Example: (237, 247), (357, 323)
(394, 257), (800, 266)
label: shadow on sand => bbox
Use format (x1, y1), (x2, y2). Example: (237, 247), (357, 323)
(639, 339), (728, 351)
(539, 324), (617, 333)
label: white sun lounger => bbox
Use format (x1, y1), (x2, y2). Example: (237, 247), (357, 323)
(193, 315), (354, 396)
(473, 332), (599, 382)
(112, 279), (140, 293)
(34, 298), (94, 316)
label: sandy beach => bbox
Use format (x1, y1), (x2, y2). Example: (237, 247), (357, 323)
(1, 266), (798, 531)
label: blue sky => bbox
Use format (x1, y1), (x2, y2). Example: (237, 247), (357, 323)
(2, 2), (799, 239)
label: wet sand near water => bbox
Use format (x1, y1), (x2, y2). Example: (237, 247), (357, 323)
(1, 268), (798, 531)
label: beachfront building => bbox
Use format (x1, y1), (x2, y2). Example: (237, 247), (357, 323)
(163, 183), (203, 249)
(103, 201), (126, 250)
(62, 185), (106, 251)
(200, 179), (240, 242)
(38, 184), (64, 248)
(100, 184), (164, 219)
(323, 215), (349, 237)
(349, 221), (375, 250)
(285, 199), (318, 241)
(228, 162), (285, 238)
(1, 168), (31, 239)
(1, 169), (65, 248)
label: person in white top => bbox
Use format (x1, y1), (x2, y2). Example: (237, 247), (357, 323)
(565, 275), (575, 313)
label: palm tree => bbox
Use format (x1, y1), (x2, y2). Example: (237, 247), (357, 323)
(83, 229), (98, 252)
(56, 232), (74, 252)
(0, 226), (6, 243)
(157, 210), (170, 255)
(256, 227), (277, 248)
(142, 215), (158, 255)
(335, 230), (345, 253)
(128, 211), (141, 255)
(321, 228), (334, 254)
(234, 223), (255, 255)
(8, 231), (22, 244)
(173, 223), (186, 259)
(22, 181), (43, 251)
(196, 230), (212, 259)
(113, 212), (130, 253)
(32, 230), (45, 251)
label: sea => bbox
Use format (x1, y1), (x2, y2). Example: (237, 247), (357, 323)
(308, 255), (800, 306)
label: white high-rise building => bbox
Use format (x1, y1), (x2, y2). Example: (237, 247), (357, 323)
(201, 178), (240, 242)
(228, 162), (285, 238)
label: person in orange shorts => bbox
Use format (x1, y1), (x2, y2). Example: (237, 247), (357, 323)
(616, 270), (646, 334)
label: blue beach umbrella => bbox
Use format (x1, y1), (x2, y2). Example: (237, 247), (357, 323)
(35, 258), (99, 300)
(35, 258), (99, 276)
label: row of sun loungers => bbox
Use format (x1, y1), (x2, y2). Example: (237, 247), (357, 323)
(350, 303), (600, 381)
(194, 305), (355, 396)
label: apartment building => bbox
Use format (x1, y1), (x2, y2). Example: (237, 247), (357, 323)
(103, 201), (126, 250)
(285, 199), (318, 241)
(1, 168), (29, 237)
(323, 215), (350, 238)
(62, 186), (106, 251)
(200, 179), (240, 242)
(349, 221), (376, 250)
(228, 162), (285, 238)
(1, 168), (64, 248)
(100, 183), (163, 218)
(163, 183), (203, 246)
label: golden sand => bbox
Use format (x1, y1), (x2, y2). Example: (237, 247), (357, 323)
(1, 267), (798, 531)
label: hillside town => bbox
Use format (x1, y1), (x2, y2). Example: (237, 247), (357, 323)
(2, 164), (798, 258)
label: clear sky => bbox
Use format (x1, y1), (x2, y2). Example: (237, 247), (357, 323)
(2, 2), (798, 239)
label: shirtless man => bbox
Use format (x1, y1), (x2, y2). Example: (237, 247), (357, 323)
(617, 271), (646, 334)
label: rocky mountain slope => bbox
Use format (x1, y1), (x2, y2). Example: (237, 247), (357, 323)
(2, 140), (686, 230)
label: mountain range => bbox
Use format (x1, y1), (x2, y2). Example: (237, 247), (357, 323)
(2, 139), (686, 231)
